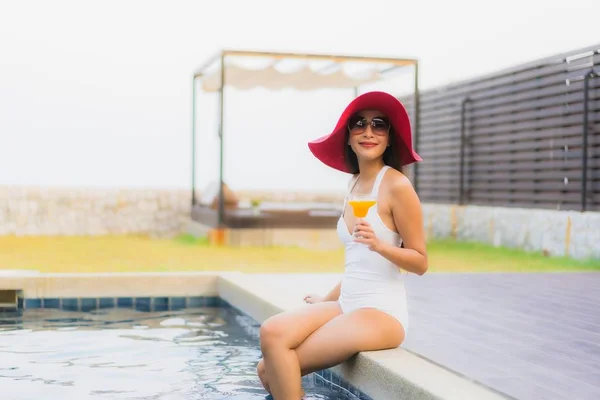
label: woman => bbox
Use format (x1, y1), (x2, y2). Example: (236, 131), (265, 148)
(257, 91), (428, 399)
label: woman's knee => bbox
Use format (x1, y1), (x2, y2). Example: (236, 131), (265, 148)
(259, 315), (288, 350)
(259, 302), (342, 353)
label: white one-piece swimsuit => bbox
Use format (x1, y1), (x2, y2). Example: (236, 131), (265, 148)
(336, 166), (410, 333)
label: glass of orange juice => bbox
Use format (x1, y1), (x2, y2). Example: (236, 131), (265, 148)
(347, 194), (377, 237)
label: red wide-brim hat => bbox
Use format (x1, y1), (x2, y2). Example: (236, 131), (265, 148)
(307, 91), (422, 173)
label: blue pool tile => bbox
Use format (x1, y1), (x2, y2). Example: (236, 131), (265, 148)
(331, 373), (340, 386)
(207, 296), (221, 307)
(312, 369), (368, 399)
(301, 374), (312, 386)
(99, 298), (115, 309)
(153, 297), (168, 311)
(169, 297), (186, 310)
(25, 299), (42, 309)
(80, 298), (97, 312)
(327, 381), (336, 392)
(347, 385), (359, 398)
(340, 378), (349, 390)
(117, 297), (133, 308)
(219, 298), (232, 308)
(43, 298), (60, 309)
(187, 296), (205, 308)
(61, 298), (79, 311)
(135, 298), (151, 312)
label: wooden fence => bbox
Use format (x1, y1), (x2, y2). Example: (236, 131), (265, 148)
(401, 44), (600, 211)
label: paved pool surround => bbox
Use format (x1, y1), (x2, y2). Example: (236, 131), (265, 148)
(0, 271), (508, 400)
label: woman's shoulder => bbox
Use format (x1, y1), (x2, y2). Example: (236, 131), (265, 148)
(382, 168), (417, 198)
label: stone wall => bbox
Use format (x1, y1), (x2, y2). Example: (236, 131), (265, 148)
(423, 204), (600, 261)
(0, 186), (344, 238)
(0, 186), (192, 238)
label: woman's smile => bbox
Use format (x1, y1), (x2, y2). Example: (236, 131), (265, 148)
(358, 141), (378, 148)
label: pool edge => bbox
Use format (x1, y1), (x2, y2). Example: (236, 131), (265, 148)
(218, 273), (511, 400)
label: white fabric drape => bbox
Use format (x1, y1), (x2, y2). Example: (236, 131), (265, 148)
(200, 63), (383, 92)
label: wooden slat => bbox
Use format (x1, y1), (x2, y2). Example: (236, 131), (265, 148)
(418, 122), (599, 150)
(418, 146), (460, 158)
(469, 102), (598, 129)
(420, 113), (461, 129)
(468, 149), (599, 163)
(468, 158), (588, 172)
(468, 137), (600, 154)
(416, 191), (460, 201)
(417, 180), (460, 188)
(467, 181), (580, 192)
(468, 171), (591, 185)
(467, 125), (587, 146)
(467, 170), (594, 181)
(468, 113), (600, 137)
(418, 132), (460, 144)
(416, 159), (461, 168)
(468, 191), (585, 203)
(466, 198), (592, 211)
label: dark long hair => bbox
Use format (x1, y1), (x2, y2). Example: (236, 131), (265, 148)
(344, 125), (405, 174)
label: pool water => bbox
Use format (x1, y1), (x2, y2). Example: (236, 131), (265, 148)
(0, 306), (358, 399)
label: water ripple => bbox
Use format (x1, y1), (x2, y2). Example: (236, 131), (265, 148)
(0, 307), (357, 399)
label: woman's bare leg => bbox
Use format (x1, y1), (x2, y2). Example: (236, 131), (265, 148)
(257, 359), (306, 398)
(259, 308), (405, 394)
(295, 308), (405, 374)
(259, 301), (342, 399)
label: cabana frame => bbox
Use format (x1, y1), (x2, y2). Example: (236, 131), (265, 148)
(191, 49), (420, 227)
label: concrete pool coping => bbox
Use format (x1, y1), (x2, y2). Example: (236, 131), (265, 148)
(1, 271), (509, 400)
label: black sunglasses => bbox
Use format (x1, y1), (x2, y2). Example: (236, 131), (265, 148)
(347, 115), (391, 135)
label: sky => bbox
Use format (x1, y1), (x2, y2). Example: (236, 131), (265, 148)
(1, 0), (598, 194)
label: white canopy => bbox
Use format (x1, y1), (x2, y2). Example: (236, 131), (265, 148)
(200, 63), (383, 92)
(195, 51), (416, 93)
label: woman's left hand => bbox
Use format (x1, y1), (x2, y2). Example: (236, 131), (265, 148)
(353, 219), (383, 252)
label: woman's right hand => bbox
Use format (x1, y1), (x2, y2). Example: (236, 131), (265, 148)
(303, 294), (325, 304)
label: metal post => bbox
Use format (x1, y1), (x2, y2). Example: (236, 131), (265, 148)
(218, 53), (226, 227)
(191, 76), (197, 207)
(459, 97), (472, 205)
(412, 61), (420, 193)
(581, 70), (596, 212)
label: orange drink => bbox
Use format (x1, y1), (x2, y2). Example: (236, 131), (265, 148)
(348, 199), (376, 218)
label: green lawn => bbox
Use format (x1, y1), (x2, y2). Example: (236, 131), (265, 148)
(0, 235), (597, 274)
(425, 239), (599, 272)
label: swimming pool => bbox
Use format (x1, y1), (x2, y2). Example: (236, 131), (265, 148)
(0, 304), (363, 399)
